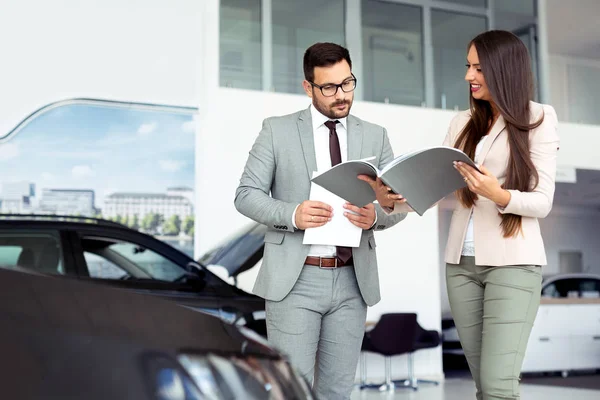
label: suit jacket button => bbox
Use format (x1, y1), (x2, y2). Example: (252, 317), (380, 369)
(283, 226), (288, 230)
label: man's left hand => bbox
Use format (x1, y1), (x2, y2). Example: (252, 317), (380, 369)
(343, 202), (376, 230)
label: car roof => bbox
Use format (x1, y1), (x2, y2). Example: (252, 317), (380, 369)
(0, 214), (130, 230)
(0, 214), (183, 253)
(543, 272), (600, 285)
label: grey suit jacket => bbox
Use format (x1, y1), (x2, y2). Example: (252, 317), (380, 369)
(234, 107), (406, 306)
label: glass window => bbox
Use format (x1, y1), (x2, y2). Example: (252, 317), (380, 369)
(542, 278), (600, 298)
(432, 9), (487, 110)
(490, 0), (538, 100)
(493, 0), (535, 20)
(81, 237), (185, 282)
(492, 0), (537, 44)
(580, 279), (600, 298)
(220, 0), (262, 90)
(438, 0), (486, 7)
(362, 0), (424, 106)
(272, 0), (345, 94)
(0, 231), (64, 275)
(84, 251), (128, 280)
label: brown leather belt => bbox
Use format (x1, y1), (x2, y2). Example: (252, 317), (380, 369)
(305, 256), (352, 268)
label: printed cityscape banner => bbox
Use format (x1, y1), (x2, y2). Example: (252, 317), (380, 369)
(0, 103), (196, 257)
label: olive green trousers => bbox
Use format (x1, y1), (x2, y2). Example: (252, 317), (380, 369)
(446, 256), (542, 400)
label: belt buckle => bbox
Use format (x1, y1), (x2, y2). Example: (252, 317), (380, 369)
(319, 257), (338, 269)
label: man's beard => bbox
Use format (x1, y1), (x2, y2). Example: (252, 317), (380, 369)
(313, 98), (352, 119)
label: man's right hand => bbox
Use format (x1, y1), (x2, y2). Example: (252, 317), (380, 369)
(295, 200), (333, 230)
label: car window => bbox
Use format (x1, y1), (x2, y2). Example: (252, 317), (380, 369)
(542, 278), (600, 298)
(81, 237), (185, 282)
(580, 279), (600, 298)
(0, 231), (65, 275)
(84, 251), (128, 280)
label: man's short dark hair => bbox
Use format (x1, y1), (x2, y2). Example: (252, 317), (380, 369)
(303, 42), (352, 82)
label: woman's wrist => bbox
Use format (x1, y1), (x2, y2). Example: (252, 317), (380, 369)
(494, 189), (511, 208)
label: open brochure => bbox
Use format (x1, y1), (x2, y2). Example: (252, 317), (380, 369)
(311, 146), (478, 216)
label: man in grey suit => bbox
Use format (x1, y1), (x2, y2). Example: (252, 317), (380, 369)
(235, 42), (406, 399)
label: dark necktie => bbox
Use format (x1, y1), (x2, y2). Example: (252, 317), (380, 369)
(324, 120), (353, 264)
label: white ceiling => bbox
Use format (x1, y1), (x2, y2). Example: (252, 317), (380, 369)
(546, 0), (600, 59)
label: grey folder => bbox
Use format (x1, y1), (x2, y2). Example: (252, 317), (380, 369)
(311, 146), (478, 216)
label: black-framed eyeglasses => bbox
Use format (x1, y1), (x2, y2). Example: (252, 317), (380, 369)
(308, 74), (357, 97)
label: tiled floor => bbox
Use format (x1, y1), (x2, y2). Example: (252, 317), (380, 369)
(350, 379), (600, 400)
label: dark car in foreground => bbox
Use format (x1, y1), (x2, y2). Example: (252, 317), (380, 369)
(0, 267), (312, 400)
(0, 214), (266, 335)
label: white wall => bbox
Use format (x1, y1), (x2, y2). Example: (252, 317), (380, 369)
(539, 207), (600, 276)
(0, 0), (201, 137)
(196, 87), (454, 378)
(549, 54), (600, 124)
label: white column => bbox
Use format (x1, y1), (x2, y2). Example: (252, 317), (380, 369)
(195, 0), (221, 257)
(537, 0), (551, 104)
(345, 0), (364, 101)
(423, 6), (435, 108)
(261, 0), (273, 91)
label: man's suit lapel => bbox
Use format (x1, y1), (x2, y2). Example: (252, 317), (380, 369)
(347, 115), (363, 161)
(297, 107), (318, 179)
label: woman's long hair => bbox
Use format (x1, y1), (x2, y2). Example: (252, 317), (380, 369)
(454, 30), (544, 238)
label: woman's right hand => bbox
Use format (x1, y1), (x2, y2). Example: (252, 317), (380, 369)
(357, 175), (406, 208)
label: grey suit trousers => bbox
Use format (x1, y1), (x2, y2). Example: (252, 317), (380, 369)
(266, 264), (367, 400)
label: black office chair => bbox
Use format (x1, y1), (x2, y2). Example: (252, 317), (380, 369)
(358, 313), (418, 391)
(393, 320), (441, 389)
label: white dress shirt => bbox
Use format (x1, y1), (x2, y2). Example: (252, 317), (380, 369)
(293, 105), (348, 257)
(462, 135), (487, 256)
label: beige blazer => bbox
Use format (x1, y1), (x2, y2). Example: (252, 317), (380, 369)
(392, 101), (559, 266)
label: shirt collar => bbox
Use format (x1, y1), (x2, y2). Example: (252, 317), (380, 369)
(310, 105), (348, 132)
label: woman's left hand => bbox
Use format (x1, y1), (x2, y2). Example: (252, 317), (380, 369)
(453, 162), (511, 207)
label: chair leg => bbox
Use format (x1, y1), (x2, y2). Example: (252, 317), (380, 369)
(360, 355), (398, 391)
(356, 352), (370, 390)
(361, 352), (367, 385)
(383, 356), (393, 391)
(358, 353), (383, 390)
(361, 355), (420, 392)
(410, 352), (439, 387)
(392, 352), (439, 390)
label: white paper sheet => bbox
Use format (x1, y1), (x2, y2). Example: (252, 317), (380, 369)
(302, 174), (362, 247)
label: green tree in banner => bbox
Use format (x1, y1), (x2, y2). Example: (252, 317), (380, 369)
(130, 214), (140, 230)
(163, 215), (181, 236)
(182, 215), (194, 237)
(142, 213), (162, 232)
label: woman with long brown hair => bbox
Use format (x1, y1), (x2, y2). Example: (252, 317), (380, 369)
(361, 30), (559, 399)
